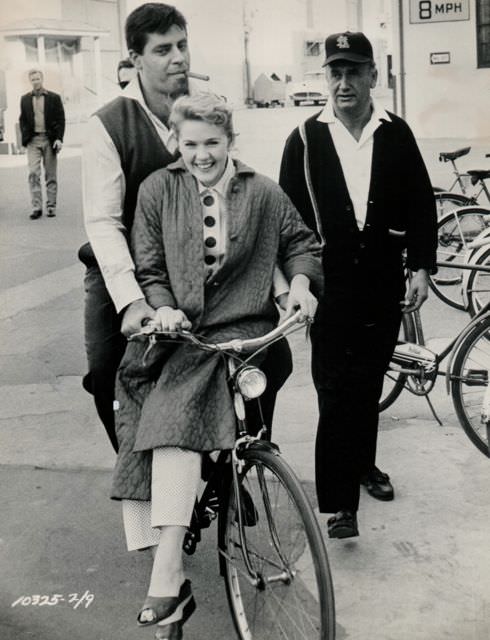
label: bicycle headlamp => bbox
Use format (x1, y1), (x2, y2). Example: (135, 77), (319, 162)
(236, 366), (267, 399)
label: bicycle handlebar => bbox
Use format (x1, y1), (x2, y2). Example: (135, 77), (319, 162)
(129, 310), (309, 353)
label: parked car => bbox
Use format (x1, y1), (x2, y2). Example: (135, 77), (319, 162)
(288, 70), (328, 106)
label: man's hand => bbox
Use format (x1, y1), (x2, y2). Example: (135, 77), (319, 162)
(121, 299), (156, 337)
(154, 306), (192, 332)
(402, 269), (429, 313)
(283, 274), (318, 321)
(53, 140), (63, 153)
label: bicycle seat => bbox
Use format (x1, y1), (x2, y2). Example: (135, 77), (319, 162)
(467, 169), (490, 183)
(439, 146), (471, 162)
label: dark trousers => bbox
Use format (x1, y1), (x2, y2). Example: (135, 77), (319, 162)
(311, 306), (401, 513)
(80, 244), (293, 452)
(82, 260), (126, 452)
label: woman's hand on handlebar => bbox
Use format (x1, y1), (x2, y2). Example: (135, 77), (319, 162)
(155, 306), (192, 332)
(283, 274), (318, 321)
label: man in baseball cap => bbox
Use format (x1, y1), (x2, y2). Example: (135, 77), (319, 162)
(279, 32), (437, 539)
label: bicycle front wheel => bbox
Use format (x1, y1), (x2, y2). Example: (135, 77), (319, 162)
(451, 316), (490, 457)
(431, 206), (490, 309)
(220, 446), (335, 640)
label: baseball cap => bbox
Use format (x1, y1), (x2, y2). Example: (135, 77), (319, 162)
(322, 31), (374, 66)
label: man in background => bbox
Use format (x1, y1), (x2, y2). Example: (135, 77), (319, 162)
(19, 69), (65, 219)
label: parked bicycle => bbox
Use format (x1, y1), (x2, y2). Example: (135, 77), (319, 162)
(131, 311), (336, 640)
(380, 265), (490, 458)
(433, 147), (490, 217)
(430, 205), (490, 309)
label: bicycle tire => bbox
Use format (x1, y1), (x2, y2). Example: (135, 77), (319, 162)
(219, 446), (335, 640)
(451, 316), (490, 457)
(466, 246), (490, 318)
(430, 206), (490, 310)
(434, 192), (473, 218)
(379, 312), (417, 413)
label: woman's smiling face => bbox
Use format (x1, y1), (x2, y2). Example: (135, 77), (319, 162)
(178, 120), (231, 187)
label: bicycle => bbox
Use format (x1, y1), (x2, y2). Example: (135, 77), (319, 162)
(380, 265), (490, 458)
(433, 147), (490, 217)
(430, 205), (490, 310)
(131, 311), (336, 640)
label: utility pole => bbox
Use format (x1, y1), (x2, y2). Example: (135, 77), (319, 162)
(242, 0), (253, 106)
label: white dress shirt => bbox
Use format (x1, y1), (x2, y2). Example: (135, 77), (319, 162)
(82, 77), (178, 313)
(317, 99), (391, 230)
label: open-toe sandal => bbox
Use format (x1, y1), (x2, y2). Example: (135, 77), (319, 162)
(137, 579), (192, 627)
(155, 592), (196, 640)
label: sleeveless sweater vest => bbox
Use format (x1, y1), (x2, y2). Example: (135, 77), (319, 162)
(96, 97), (178, 234)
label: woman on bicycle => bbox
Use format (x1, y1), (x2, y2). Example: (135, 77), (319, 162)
(110, 92), (323, 639)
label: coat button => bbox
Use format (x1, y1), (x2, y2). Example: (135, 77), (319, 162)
(359, 242), (366, 249)
(213, 281), (220, 287)
(346, 204), (352, 212)
(353, 258), (359, 265)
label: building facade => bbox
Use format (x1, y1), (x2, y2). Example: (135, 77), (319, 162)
(391, 0), (490, 138)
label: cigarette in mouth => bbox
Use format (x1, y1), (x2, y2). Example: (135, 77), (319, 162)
(188, 71), (210, 81)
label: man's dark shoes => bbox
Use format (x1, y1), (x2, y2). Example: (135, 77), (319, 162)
(30, 210), (42, 220)
(361, 466), (394, 501)
(327, 510), (359, 539)
(47, 208), (56, 217)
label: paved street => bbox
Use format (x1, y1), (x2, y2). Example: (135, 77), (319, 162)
(0, 105), (489, 640)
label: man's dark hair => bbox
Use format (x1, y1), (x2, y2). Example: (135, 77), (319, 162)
(125, 3), (187, 54)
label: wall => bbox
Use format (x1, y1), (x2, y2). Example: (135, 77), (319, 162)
(394, 0), (490, 138)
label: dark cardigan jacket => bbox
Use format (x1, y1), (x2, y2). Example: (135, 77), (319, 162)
(111, 158), (323, 501)
(279, 111), (437, 320)
(19, 91), (65, 147)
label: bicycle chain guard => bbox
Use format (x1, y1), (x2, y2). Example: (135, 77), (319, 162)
(391, 342), (438, 396)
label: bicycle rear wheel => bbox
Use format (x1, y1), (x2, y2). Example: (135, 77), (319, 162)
(430, 206), (490, 309)
(434, 192), (473, 218)
(466, 246), (490, 317)
(379, 312), (416, 413)
(220, 446), (335, 640)
(451, 316), (490, 457)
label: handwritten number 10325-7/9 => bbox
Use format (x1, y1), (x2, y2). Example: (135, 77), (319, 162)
(11, 591), (94, 609)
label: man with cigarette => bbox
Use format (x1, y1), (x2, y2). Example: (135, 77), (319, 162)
(80, 3), (199, 450)
(280, 31), (437, 538)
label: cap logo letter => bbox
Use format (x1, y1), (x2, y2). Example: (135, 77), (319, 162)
(336, 35), (350, 49)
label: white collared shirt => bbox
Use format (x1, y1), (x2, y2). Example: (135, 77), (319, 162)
(82, 76), (178, 312)
(317, 99), (391, 230)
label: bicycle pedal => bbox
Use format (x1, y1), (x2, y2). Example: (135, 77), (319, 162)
(183, 528), (201, 555)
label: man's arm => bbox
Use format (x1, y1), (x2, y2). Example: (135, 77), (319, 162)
(279, 128), (317, 235)
(401, 123), (438, 275)
(53, 93), (65, 141)
(82, 115), (149, 321)
(18, 96), (30, 146)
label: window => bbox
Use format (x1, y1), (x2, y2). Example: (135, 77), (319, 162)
(305, 41), (321, 57)
(477, 0), (490, 68)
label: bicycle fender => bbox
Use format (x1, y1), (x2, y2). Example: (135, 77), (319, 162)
(242, 440), (281, 457)
(446, 310), (490, 393)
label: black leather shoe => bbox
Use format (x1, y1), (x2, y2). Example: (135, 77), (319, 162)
(30, 210), (42, 219)
(361, 466), (394, 501)
(327, 510), (359, 539)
